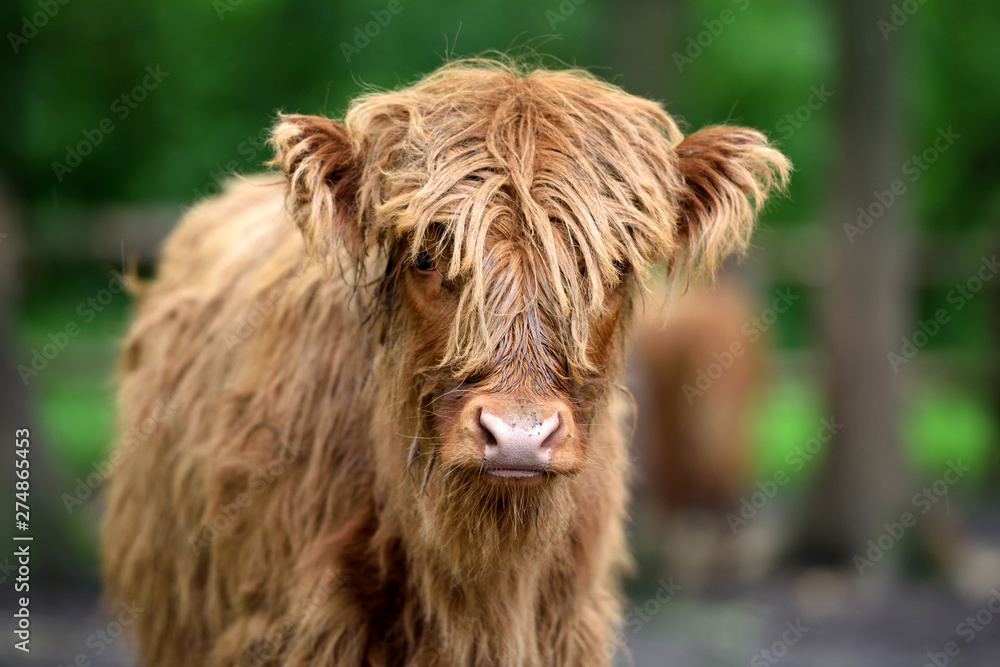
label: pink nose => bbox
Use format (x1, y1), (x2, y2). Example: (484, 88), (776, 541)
(476, 407), (564, 477)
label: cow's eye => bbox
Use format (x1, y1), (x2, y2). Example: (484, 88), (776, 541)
(612, 260), (627, 279)
(413, 250), (436, 272)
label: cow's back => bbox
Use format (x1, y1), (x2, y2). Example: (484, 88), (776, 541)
(101, 175), (377, 667)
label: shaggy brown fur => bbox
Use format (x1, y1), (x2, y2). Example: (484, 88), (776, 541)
(101, 58), (789, 667)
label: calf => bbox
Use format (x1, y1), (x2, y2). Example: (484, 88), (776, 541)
(101, 59), (789, 667)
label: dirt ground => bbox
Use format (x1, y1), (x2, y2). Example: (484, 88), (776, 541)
(624, 576), (1000, 667)
(5, 572), (999, 667)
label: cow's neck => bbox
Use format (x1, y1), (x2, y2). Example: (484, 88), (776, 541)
(397, 513), (585, 666)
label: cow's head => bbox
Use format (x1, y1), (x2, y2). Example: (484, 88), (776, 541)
(271, 61), (789, 564)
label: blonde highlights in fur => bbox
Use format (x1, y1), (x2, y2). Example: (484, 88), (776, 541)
(271, 59), (790, 382)
(103, 57), (789, 667)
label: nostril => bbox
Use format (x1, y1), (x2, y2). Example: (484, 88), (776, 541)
(539, 413), (564, 450)
(476, 408), (498, 447)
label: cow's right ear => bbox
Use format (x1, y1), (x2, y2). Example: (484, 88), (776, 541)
(269, 113), (363, 258)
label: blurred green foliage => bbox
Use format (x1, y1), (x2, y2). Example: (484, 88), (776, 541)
(3, 0), (997, 229)
(2, 0), (997, 490)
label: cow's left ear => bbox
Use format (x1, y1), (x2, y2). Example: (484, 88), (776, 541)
(673, 126), (791, 275)
(269, 113), (364, 259)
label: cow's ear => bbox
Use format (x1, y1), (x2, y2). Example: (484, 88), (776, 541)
(673, 126), (790, 275)
(269, 113), (364, 259)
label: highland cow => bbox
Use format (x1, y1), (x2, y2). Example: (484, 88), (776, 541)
(101, 59), (789, 667)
